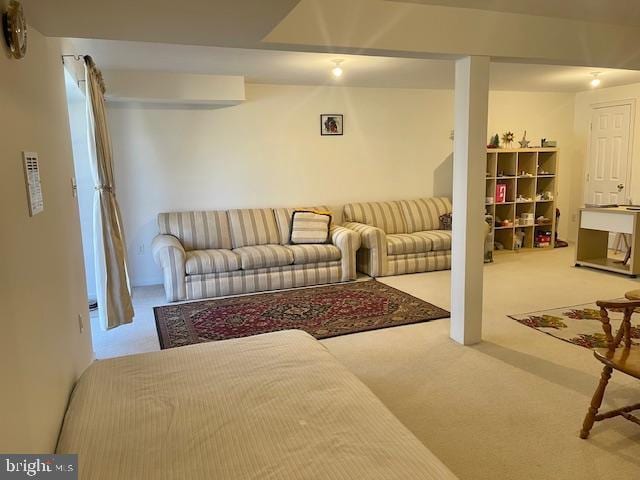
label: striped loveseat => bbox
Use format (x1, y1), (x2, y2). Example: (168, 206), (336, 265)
(152, 207), (360, 302)
(342, 197), (452, 277)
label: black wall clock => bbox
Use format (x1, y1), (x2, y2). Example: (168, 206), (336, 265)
(3, 0), (27, 59)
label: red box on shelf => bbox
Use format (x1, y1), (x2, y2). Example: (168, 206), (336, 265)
(495, 183), (507, 203)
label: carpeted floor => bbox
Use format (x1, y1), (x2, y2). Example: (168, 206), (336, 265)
(154, 280), (449, 348)
(92, 246), (640, 480)
(509, 302), (640, 348)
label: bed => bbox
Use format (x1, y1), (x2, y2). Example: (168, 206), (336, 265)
(57, 330), (457, 479)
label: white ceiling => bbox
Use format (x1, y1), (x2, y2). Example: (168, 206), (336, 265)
(388, 0), (640, 27)
(65, 39), (640, 93)
(23, 0), (300, 48)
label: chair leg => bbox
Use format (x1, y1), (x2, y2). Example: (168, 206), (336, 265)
(580, 365), (613, 439)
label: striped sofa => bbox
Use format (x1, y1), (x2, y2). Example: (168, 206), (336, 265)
(343, 197), (452, 277)
(152, 207), (360, 302)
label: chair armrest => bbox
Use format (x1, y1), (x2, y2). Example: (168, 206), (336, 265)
(342, 222), (385, 249)
(330, 225), (361, 252)
(342, 222), (387, 277)
(330, 225), (361, 281)
(151, 234), (186, 302)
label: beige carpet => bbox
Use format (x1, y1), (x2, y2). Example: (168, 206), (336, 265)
(92, 246), (640, 479)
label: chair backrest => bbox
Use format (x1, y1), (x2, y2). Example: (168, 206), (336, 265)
(343, 201), (407, 234)
(595, 300), (640, 351)
(398, 197), (452, 233)
(157, 211), (232, 251)
(227, 208), (280, 248)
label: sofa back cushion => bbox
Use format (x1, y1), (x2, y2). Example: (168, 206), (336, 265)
(274, 206), (331, 245)
(157, 211), (232, 251)
(228, 208), (280, 248)
(399, 197), (452, 233)
(343, 201), (407, 234)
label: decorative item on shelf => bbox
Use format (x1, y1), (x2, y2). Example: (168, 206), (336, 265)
(516, 194), (532, 203)
(521, 213), (534, 226)
(536, 216), (552, 225)
(514, 230), (525, 249)
(501, 131), (514, 148)
(485, 196), (494, 205)
(519, 170), (533, 177)
(320, 114), (343, 136)
(518, 130), (530, 148)
(495, 183), (507, 203)
(538, 191), (554, 201)
(501, 219), (513, 227)
(541, 139), (557, 147)
(535, 230), (552, 248)
(514, 218), (521, 226)
(488, 134), (500, 148)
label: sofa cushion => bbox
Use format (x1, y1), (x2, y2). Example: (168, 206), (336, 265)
(387, 230), (452, 255)
(158, 211), (232, 250)
(185, 249), (240, 275)
(290, 210), (332, 244)
(228, 208), (280, 248)
(234, 245), (294, 270)
(274, 206), (331, 245)
(287, 244), (341, 265)
(343, 201), (407, 234)
(398, 197), (452, 233)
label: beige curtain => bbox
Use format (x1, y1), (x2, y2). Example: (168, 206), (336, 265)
(84, 55), (134, 330)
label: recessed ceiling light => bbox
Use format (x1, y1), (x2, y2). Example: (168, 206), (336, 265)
(331, 59), (344, 78)
(590, 72), (601, 88)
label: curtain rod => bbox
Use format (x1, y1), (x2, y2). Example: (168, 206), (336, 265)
(61, 54), (86, 64)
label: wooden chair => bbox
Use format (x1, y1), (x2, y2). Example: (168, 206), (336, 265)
(580, 299), (640, 439)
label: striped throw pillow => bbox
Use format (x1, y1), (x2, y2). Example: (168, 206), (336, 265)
(290, 210), (331, 244)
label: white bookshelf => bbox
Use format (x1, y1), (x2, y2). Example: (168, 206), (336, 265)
(485, 148), (558, 251)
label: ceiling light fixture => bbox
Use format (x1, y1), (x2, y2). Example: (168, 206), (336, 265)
(331, 59), (344, 78)
(590, 72), (601, 88)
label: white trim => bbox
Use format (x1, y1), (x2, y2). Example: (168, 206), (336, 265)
(585, 98), (635, 205)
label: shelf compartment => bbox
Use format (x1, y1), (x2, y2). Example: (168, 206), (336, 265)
(486, 152), (498, 178)
(496, 152), (517, 177)
(515, 227), (534, 249)
(516, 177), (536, 202)
(494, 228), (515, 250)
(538, 151), (557, 175)
(496, 178), (516, 203)
(517, 151), (537, 177)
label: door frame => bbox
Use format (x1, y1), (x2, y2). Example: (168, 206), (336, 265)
(585, 98), (636, 205)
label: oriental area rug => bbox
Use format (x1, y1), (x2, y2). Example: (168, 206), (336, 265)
(154, 280), (449, 349)
(509, 302), (640, 349)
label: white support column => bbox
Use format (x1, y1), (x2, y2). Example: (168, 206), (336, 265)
(451, 56), (489, 345)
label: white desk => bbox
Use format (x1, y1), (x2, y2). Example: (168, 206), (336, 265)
(575, 206), (640, 277)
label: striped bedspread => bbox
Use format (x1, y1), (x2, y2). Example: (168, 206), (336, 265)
(57, 330), (457, 479)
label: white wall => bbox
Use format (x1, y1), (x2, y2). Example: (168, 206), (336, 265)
(108, 83), (577, 286)
(0, 22), (94, 452)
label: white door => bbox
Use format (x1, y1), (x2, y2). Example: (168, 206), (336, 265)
(586, 104), (632, 205)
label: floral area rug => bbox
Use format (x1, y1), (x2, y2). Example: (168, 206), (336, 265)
(509, 302), (640, 349)
(154, 280), (450, 349)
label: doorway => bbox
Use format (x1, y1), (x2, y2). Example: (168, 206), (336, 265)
(586, 101), (634, 205)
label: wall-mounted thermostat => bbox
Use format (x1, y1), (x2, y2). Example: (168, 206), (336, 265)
(23, 151), (43, 216)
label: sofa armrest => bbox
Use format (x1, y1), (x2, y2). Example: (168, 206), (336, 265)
(152, 234), (187, 302)
(341, 222), (387, 277)
(330, 225), (361, 281)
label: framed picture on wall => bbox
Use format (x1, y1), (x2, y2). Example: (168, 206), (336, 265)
(320, 114), (343, 136)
